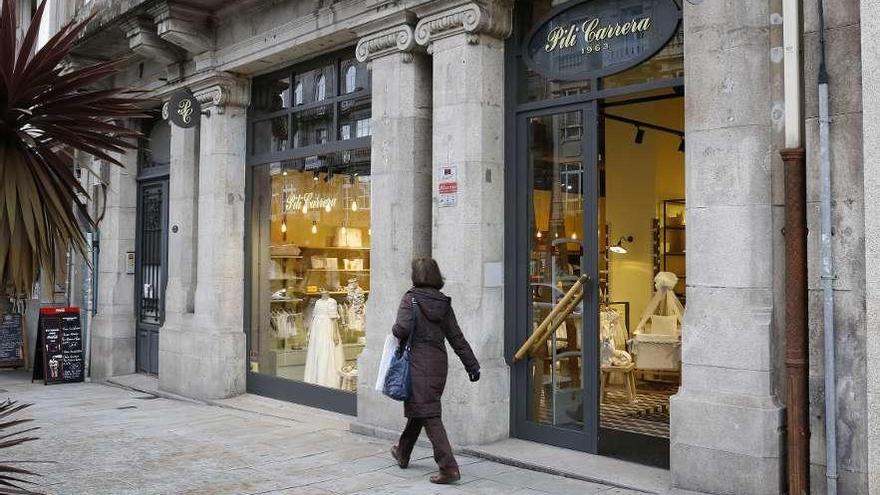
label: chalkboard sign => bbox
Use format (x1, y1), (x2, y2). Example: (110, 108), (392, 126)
(33, 307), (84, 385)
(0, 314), (24, 368)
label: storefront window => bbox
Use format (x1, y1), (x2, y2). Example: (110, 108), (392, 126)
(250, 154), (371, 391)
(248, 52), (371, 396)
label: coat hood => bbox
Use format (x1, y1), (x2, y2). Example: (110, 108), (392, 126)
(409, 287), (451, 322)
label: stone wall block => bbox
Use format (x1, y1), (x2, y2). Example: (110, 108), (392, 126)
(683, 36), (770, 133)
(682, 363), (775, 398)
(681, 286), (773, 373)
(805, 113), (865, 204)
(685, 126), (773, 208)
(804, 0), (860, 33)
(805, 201), (865, 293)
(671, 442), (782, 495)
(806, 287), (868, 473)
(686, 205), (773, 288)
(671, 389), (783, 458)
(804, 24), (862, 119)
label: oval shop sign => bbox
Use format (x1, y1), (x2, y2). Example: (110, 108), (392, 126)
(167, 88), (201, 128)
(523, 0), (681, 81)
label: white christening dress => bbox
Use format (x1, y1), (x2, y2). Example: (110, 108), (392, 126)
(303, 297), (345, 388)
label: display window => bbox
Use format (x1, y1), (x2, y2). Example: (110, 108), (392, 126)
(247, 51), (371, 405)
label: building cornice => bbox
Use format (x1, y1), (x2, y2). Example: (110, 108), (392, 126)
(414, 1), (512, 51)
(148, 1), (214, 55)
(120, 17), (182, 64)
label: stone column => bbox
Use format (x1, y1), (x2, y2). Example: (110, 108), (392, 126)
(352, 21), (434, 436)
(162, 113), (199, 321)
(669, 2), (784, 493)
(414, 1), (512, 446)
(90, 140), (138, 380)
(864, 0), (880, 490)
(159, 76), (249, 399)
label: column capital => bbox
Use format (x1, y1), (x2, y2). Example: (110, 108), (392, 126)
(192, 75), (250, 114)
(414, 1), (512, 52)
(355, 24), (421, 63)
(162, 74), (249, 117)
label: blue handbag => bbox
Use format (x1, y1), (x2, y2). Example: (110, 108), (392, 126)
(383, 297), (418, 401)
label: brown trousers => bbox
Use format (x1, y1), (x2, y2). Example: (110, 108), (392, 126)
(397, 416), (458, 473)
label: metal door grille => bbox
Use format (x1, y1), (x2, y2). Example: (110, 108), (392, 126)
(139, 183), (165, 324)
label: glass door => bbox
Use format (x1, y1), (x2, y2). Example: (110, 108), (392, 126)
(512, 102), (599, 452)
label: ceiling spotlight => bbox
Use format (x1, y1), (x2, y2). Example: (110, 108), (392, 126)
(634, 127), (645, 144)
(609, 235), (634, 254)
(678, 137), (685, 153)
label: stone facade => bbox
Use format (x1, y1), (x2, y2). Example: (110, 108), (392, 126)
(46, 0), (875, 493)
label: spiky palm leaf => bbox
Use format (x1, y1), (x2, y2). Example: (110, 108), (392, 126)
(0, 0), (147, 297)
(0, 400), (40, 494)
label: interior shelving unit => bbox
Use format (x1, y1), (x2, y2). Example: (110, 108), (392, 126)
(660, 199), (686, 303)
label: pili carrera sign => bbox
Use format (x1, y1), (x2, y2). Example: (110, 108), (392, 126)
(284, 192), (337, 213)
(167, 88), (201, 128)
(523, 0), (681, 81)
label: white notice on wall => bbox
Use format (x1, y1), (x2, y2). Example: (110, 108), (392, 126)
(438, 166), (458, 207)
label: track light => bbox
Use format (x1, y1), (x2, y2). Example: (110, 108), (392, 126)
(678, 138), (685, 153)
(634, 127), (645, 144)
(609, 235), (634, 254)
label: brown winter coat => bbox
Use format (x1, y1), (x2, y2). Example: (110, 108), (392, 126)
(391, 287), (480, 418)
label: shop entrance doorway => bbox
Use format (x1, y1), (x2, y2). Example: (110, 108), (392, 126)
(510, 88), (685, 468)
(135, 119), (170, 375)
(505, 0), (684, 467)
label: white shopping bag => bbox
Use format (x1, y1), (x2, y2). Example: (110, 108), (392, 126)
(374, 334), (399, 392)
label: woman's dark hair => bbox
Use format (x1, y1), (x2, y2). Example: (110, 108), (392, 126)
(411, 257), (444, 290)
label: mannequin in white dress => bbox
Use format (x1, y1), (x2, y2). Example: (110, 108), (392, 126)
(303, 291), (345, 388)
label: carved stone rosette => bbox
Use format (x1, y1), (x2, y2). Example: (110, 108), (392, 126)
(414, 1), (513, 52)
(355, 24), (418, 64)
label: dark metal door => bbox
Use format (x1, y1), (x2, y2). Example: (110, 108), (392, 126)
(135, 179), (168, 375)
(511, 101), (600, 453)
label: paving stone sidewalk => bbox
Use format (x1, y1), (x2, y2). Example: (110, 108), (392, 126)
(0, 371), (643, 495)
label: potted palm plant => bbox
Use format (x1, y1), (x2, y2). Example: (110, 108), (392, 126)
(0, 0), (147, 299)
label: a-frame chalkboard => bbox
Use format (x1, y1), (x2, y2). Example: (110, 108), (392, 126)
(0, 313), (25, 368)
(32, 307), (84, 385)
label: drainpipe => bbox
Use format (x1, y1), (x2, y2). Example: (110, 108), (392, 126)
(780, 0), (808, 493)
(816, 0), (838, 493)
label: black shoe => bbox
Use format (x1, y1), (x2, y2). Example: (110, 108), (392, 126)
(391, 445), (408, 469)
(429, 470), (461, 484)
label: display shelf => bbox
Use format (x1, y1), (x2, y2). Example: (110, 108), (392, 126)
(270, 255), (304, 259)
(660, 198), (686, 303)
(306, 269), (370, 273)
(271, 298), (302, 303)
(296, 290), (370, 297)
(270, 276), (304, 280)
(300, 246), (371, 251)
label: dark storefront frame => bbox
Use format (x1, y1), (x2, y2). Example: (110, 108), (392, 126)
(504, 0), (683, 467)
(244, 48), (370, 416)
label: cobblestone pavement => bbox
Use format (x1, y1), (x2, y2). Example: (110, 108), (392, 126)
(0, 372), (644, 495)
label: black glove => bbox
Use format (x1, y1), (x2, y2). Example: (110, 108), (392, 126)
(468, 369), (481, 382)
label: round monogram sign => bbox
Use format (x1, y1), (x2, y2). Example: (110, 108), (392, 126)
(168, 88), (200, 128)
(523, 0), (681, 81)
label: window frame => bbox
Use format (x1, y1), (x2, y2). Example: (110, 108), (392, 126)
(247, 50), (371, 167)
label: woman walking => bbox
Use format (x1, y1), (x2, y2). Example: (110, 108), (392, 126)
(390, 257), (480, 484)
